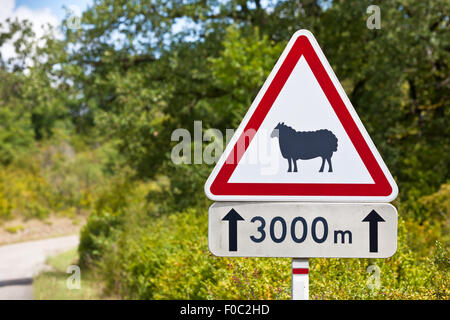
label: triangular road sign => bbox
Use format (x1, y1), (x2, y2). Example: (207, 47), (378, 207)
(205, 30), (398, 202)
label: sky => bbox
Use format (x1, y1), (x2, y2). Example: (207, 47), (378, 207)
(12, 0), (93, 21)
(0, 0), (93, 61)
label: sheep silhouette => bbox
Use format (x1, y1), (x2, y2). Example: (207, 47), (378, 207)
(270, 122), (338, 173)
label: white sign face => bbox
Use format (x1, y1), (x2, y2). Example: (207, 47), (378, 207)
(229, 55), (373, 185)
(209, 202), (397, 258)
(204, 29), (398, 202)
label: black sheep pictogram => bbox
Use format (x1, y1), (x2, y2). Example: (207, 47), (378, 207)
(271, 122), (338, 173)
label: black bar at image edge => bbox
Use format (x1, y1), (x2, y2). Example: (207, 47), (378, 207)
(0, 300), (445, 318)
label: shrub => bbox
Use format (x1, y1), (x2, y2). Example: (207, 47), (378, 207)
(78, 176), (154, 267)
(0, 138), (121, 222)
(79, 193), (449, 300)
(78, 209), (124, 267)
(99, 208), (291, 299)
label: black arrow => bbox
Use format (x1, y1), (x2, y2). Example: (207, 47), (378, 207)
(222, 209), (245, 251)
(362, 210), (385, 253)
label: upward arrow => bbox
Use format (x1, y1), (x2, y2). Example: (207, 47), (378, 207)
(362, 210), (385, 253)
(222, 209), (244, 251)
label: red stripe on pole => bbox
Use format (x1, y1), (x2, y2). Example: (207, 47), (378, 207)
(292, 268), (309, 275)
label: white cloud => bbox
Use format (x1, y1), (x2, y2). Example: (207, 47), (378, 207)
(0, 0), (59, 64)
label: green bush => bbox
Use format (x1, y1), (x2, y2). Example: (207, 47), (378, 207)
(78, 209), (124, 267)
(0, 138), (122, 222)
(78, 196), (448, 300)
(310, 217), (449, 299)
(78, 176), (155, 266)
(98, 208), (291, 299)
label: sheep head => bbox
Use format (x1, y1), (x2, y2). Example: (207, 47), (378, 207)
(271, 123), (282, 138)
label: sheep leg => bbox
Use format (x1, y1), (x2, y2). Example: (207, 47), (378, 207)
(327, 157), (333, 172)
(293, 159), (298, 172)
(287, 158), (292, 172)
(319, 157), (325, 172)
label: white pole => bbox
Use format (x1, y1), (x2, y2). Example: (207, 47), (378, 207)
(291, 258), (309, 300)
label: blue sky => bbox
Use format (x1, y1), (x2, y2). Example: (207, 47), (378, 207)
(14, 0), (93, 21)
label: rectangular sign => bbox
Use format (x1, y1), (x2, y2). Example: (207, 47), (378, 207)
(208, 202), (397, 258)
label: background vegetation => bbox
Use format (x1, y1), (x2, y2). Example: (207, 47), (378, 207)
(33, 248), (115, 300)
(0, 0), (448, 299)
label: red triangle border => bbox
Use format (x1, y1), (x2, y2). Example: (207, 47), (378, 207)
(209, 34), (393, 198)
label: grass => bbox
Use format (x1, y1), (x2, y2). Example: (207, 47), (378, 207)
(4, 224), (24, 234)
(33, 248), (117, 300)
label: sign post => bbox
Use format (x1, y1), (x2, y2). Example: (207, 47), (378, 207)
(292, 258), (309, 300)
(204, 29), (398, 300)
